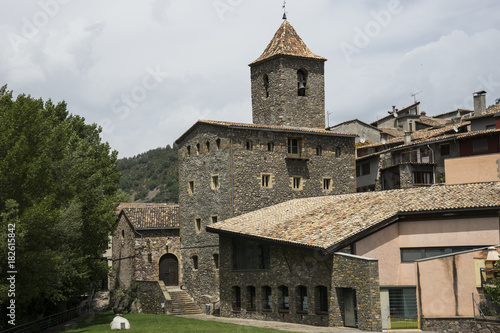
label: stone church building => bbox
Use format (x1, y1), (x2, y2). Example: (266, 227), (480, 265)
(175, 19), (358, 314)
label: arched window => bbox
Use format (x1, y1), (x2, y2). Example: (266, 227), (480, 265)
(297, 69), (307, 96)
(206, 141), (210, 152)
(263, 74), (269, 98)
(246, 286), (256, 311)
(278, 285), (289, 311)
(296, 285), (308, 313)
(262, 286), (272, 310)
(232, 286), (241, 310)
(315, 285), (328, 314)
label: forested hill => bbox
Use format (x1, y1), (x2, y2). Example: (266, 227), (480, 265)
(117, 145), (179, 203)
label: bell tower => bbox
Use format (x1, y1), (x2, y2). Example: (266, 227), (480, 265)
(249, 19), (327, 129)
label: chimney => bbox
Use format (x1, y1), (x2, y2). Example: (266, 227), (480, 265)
(420, 111), (426, 116)
(473, 90), (486, 115)
(404, 132), (411, 144)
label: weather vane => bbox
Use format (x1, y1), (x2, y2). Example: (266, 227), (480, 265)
(282, 0), (287, 20)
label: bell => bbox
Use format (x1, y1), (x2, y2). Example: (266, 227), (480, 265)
(298, 82), (305, 90)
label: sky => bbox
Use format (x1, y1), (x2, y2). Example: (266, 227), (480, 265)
(1, 0), (500, 158)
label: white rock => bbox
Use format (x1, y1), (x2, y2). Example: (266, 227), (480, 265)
(110, 315), (130, 330)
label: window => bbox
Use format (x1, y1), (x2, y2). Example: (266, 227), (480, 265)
(262, 286), (272, 310)
(362, 163), (370, 175)
(147, 253), (152, 263)
(263, 74), (269, 98)
(322, 178), (332, 191)
(297, 69), (307, 96)
(278, 285), (289, 311)
(388, 288), (417, 318)
(216, 138), (221, 150)
(287, 138), (300, 156)
(246, 286), (256, 311)
(440, 143), (450, 156)
(245, 141), (253, 151)
(315, 286), (328, 314)
(296, 285), (308, 313)
(232, 238), (270, 270)
(473, 137), (488, 153)
(315, 146), (322, 156)
(211, 174), (220, 190)
(206, 141), (210, 152)
(232, 286), (241, 310)
(213, 253), (219, 269)
(335, 147), (342, 157)
(261, 173), (271, 188)
(412, 172), (432, 184)
(188, 180), (195, 195)
(401, 247), (478, 263)
(196, 143), (200, 155)
(292, 176), (302, 190)
(195, 218), (201, 232)
(192, 255), (199, 270)
(186, 146), (191, 156)
(211, 215), (218, 224)
(267, 142), (274, 151)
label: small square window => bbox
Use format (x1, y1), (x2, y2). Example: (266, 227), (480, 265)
(440, 144), (450, 156)
(323, 178), (332, 191)
(188, 180), (195, 195)
(316, 146), (322, 156)
(246, 141), (253, 151)
(288, 138), (300, 156)
(211, 175), (220, 190)
(261, 174), (271, 188)
(211, 216), (218, 224)
(195, 218), (201, 232)
(292, 176), (302, 190)
(267, 142), (274, 151)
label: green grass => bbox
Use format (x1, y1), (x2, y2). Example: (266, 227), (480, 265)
(389, 320), (419, 329)
(57, 311), (296, 332)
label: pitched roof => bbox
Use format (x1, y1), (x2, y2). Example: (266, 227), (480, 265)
(117, 203), (180, 229)
(370, 102), (420, 126)
(249, 20), (326, 66)
(467, 104), (500, 120)
(328, 119), (380, 132)
(175, 119), (356, 144)
(207, 182), (500, 253)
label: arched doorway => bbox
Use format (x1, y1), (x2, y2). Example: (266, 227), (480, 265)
(159, 253), (178, 286)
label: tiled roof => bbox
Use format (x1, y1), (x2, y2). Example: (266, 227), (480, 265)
(207, 182), (500, 252)
(370, 102), (420, 126)
(466, 104), (500, 120)
(117, 203), (180, 229)
(328, 119), (380, 132)
(433, 108), (473, 119)
(416, 116), (449, 128)
(379, 127), (405, 138)
(249, 20), (326, 66)
(175, 119), (356, 144)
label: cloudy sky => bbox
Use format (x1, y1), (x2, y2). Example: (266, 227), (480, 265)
(1, 0), (499, 158)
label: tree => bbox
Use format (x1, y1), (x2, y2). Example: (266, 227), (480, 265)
(0, 85), (120, 328)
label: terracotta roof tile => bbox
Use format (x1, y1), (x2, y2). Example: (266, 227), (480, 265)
(207, 182), (500, 252)
(466, 104), (500, 120)
(250, 20), (326, 66)
(117, 203), (180, 229)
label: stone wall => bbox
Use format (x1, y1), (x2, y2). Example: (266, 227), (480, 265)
(218, 235), (381, 331)
(421, 317), (500, 333)
(111, 214), (136, 290)
(135, 280), (170, 314)
(251, 57), (325, 129)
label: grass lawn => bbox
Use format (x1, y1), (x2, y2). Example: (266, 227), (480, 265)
(57, 311), (296, 332)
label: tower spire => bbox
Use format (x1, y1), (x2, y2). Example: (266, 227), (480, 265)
(282, 0), (287, 20)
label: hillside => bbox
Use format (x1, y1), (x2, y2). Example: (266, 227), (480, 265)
(117, 145), (179, 203)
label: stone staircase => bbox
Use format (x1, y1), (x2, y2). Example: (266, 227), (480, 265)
(167, 287), (202, 315)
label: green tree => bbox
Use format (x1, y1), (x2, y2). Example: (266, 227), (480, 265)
(0, 85), (120, 328)
(485, 259), (500, 316)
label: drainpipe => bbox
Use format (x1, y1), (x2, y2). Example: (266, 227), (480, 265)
(427, 144), (436, 184)
(133, 229), (144, 280)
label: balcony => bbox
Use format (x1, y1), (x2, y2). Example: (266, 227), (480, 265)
(381, 149), (434, 169)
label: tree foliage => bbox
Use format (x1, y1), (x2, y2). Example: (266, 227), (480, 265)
(117, 146), (178, 203)
(485, 259), (500, 316)
(0, 85), (120, 327)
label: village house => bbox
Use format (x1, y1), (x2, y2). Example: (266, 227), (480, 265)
(207, 181), (500, 330)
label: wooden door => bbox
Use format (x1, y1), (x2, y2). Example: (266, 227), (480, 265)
(159, 254), (178, 286)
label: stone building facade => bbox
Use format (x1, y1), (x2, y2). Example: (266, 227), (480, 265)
(111, 203), (180, 291)
(175, 19), (356, 310)
(215, 235), (381, 331)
